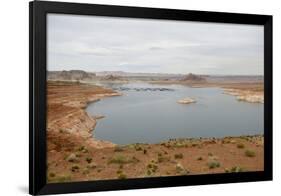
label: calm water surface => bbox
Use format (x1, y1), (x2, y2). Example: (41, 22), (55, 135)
(86, 83), (263, 145)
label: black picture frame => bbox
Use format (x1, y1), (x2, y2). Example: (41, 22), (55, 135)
(29, 0), (273, 195)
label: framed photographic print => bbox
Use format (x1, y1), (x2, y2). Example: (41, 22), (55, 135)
(29, 1), (273, 195)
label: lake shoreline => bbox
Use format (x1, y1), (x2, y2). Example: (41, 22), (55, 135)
(47, 80), (264, 183)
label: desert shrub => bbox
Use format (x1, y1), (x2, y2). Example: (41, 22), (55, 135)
(71, 165), (80, 172)
(230, 166), (244, 172)
(87, 162), (97, 169)
(135, 145), (142, 151)
(143, 149), (147, 154)
(49, 172), (56, 178)
(157, 156), (171, 163)
(82, 168), (90, 175)
(237, 143), (245, 149)
(114, 146), (124, 152)
(108, 155), (139, 164)
(77, 146), (88, 153)
(49, 175), (71, 183)
(175, 163), (189, 175)
(116, 170), (123, 174)
(174, 153), (184, 159)
(146, 161), (158, 175)
(197, 156), (203, 161)
(208, 160), (220, 169)
(208, 152), (213, 156)
(66, 153), (79, 163)
(174, 142), (185, 148)
(118, 173), (127, 179)
(85, 157), (92, 163)
(59, 129), (65, 133)
(192, 143), (199, 147)
(245, 150), (256, 157)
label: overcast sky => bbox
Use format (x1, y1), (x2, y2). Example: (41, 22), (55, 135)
(47, 13), (264, 75)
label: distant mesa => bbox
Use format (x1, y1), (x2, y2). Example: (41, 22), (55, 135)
(48, 70), (96, 81)
(177, 97), (196, 104)
(179, 73), (207, 82)
(102, 74), (124, 81)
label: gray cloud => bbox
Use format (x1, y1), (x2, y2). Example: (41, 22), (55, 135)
(47, 14), (264, 75)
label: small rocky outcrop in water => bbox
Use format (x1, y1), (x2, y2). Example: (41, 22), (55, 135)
(177, 97), (196, 104)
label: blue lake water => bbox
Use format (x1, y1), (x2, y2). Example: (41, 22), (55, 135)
(86, 83), (263, 145)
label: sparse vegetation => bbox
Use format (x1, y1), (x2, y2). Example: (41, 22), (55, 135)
(108, 155), (139, 164)
(208, 152), (213, 156)
(146, 161), (158, 176)
(71, 165), (80, 172)
(134, 144), (143, 151)
(66, 153), (79, 163)
(174, 153), (184, 159)
(86, 162), (97, 169)
(118, 173), (127, 179)
(49, 172), (56, 178)
(48, 175), (72, 183)
(85, 157), (92, 163)
(245, 150), (256, 157)
(114, 146), (124, 152)
(225, 166), (244, 173)
(175, 163), (189, 175)
(197, 156), (203, 161)
(82, 168), (90, 175)
(77, 146), (88, 153)
(237, 143), (245, 149)
(157, 156), (171, 163)
(208, 160), (220, 169)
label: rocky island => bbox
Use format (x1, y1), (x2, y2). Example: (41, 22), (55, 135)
(177, 97), (196, 104)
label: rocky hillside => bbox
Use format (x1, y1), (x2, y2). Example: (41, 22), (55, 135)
(48, 70), (96, 81)
(180, 73), (207, 82)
